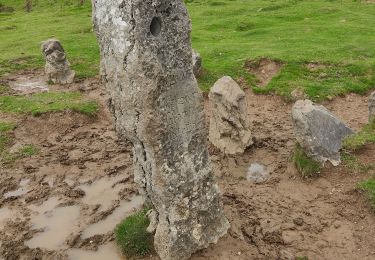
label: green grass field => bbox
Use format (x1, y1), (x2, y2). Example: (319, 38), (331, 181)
(0, 0), (374, 100)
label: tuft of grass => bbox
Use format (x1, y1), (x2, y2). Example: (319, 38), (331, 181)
(0, 84), (10, 94)
(115, 207), (153, 258)
(358, 178), (375, 210)
(343, 120), (375, 151)
(293, 144), (322, 178)
(342, 152), (374, 174)
(0, 91), (98, 116)
(0, 121), (16, 153)
(19, 144), (39, 157)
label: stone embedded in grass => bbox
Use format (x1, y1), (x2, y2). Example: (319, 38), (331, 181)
(209, 76), (253, 154)
(192, 49), (202, 77)
(292, 99), (354, 166)
(41, 39), (75, 84)
(92, 1), (229, 259)
(369, 91), (375, 121)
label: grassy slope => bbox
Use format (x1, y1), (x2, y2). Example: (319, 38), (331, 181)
(1, 0), (375, 99)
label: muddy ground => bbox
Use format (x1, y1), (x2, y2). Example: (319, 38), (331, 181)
(0, 71), (374, 260)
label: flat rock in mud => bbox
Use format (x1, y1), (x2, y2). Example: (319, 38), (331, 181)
(209, 76), (253, 154)
(292, 100), (354, 166)
(369, 91), (375, 121)
(8, 74), (49, 94)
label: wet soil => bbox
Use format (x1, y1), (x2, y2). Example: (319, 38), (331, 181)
(0, 71), (374, 260)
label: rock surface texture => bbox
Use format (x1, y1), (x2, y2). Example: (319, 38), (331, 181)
(292, 100), (353, 166)
(192, 49), (202, 77)
(41, 39), (75, 84)
(92, 1), (229, 260)
(369, 91), (375, 121)
(209, 76), (253, 154)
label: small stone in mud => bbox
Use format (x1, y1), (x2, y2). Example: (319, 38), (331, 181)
(246, 163), (270, 183)
(369, 91), (375, 121)
(64, 188), (85, 198)
(292, 99), (354, 166)
(293, 217), (304, 226)
(41, 39), (75, 84)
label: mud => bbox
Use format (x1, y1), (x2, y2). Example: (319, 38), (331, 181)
(0, 71), (374, 259)
(245, 58), (283, 87)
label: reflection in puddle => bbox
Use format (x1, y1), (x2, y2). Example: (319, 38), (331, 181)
(81, 196), (143, 239)
(26, 198), (80, 250)
(67, 243), (125, 260)
(4, 179), (30, 199)
(79, 176), (125, 211)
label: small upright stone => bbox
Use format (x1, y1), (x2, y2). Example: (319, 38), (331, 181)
(369, 91), (375, 121)
(192, 49), (202, 77)
(41, 39), (75, 84)
(292, 100), (354, 166)
(209, 76), (253, 154)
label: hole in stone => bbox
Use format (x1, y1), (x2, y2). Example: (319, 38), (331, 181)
(150, 17), (161, 36)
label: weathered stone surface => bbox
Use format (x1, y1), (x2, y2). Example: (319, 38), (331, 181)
(41, 39), (75, 84)
(292, 100), (354, 166)
(209, 76), (253, 154)
(92, 1), (229, 260)
(369, 91), (375, 121)
(247, 163), (270, 184)
(192, 49), (202, 77)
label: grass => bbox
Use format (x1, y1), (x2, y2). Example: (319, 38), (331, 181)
(342, 152), (374, 174)
(19, 144), (39, 156)
(115, 208), (153, 258)
(0, 91), (98, 116)
(0, 84), (10, 94)
(293, 144), (322, 178)
(0, 121), (16, 153)
(0, 0), (374, 99)
(358, 178), (375, 211)
(343, 120), (375, 151)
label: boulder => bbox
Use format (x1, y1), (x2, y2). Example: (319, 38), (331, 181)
(41, 39), (75, 84)
(209, 76), (253, 154)
(292, 100), (354, 166)
(369, 91), (375, 121)
(92, 1), (229, 260)
(192, 49), (202, 77)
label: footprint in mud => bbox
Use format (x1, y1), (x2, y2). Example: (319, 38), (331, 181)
(26, 197), (80, 250)
(81, 195), (143, 239)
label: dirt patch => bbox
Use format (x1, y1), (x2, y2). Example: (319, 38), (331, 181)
(0, 72), (374, 259)
(306, 62), (330, 71)
(245, 58), (283, 87)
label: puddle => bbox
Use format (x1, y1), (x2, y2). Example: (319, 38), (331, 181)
(78, 176), (125, 211)
(8, 75), (49, 94)
(81, 195), (143, 239)
(3, 179), (30, 199)
(247, 163), (270, 183)
(0, 207), (13, 227)
(67, 243), (125, 260)
(26, 198), (80, 250)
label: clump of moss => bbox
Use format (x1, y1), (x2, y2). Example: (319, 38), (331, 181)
(343, 120), (375, 151)
(115, 208), (154, 258)
(358, 178), (375, 211)
(293, 144), (322, 178)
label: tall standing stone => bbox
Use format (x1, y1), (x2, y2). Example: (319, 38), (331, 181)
(369, 91), (375, 121)
(92, 1), (229, 260)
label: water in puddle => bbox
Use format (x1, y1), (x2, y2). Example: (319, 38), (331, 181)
(9, 75), (49, 94)
(67, 243), (125, 260)
(3, 179), (30, 199)
(78, 176), (125, 211)
(26, 197), (80, 250)
(81, 195), (143, 239)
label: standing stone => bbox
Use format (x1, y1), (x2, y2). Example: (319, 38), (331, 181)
(192, 49), (202, 77)
(41, 39), (75, 84)
(209, 76), (253, 154)
(292, 100), (354, 166)
(369, 91), (375, 121)
(92, 1), (229, 260)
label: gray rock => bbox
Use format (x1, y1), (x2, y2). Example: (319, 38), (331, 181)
(246, 163), (270, 183)
(209, 76), (253, 154)
(292, 100), (354, 166)
(369, 91), (375, 121)
(192, 49), (202, 77)
(92, 1), (229, 260)
(41, 39), (75, 84)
